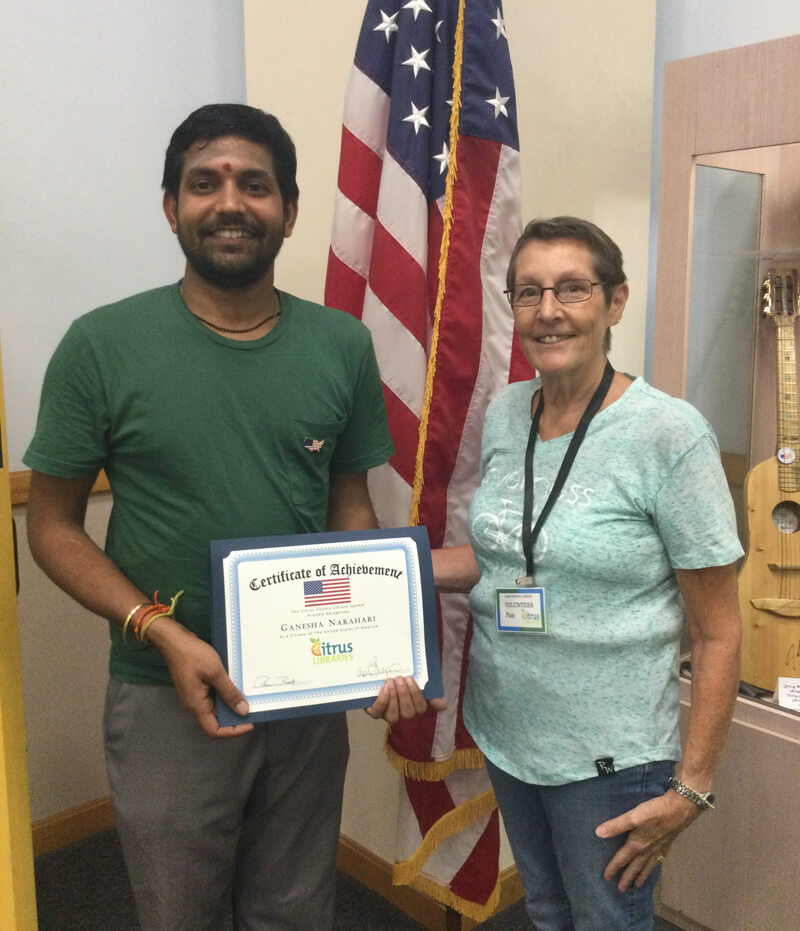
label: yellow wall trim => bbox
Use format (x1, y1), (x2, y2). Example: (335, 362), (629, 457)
(1, 339), (38, 929)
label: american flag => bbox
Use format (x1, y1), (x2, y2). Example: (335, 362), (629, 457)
(325, 0), (527, 919)
(303, 437), (325, 452)
(303, 577), (351, 607)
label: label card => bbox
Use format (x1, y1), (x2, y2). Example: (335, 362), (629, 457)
(777, 677), (800, 711)
(496, 588), (546, 633)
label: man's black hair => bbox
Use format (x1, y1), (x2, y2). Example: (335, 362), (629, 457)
(162, 103), (299, 205)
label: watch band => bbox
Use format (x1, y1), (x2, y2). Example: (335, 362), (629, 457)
(668, 776), (715, 810)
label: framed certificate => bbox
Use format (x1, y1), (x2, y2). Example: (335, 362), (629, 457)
(210, 526), (443, 724)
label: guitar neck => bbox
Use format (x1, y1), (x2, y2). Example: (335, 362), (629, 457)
(771, 271), (800, 492)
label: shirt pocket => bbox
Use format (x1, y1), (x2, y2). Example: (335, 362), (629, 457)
(286, 417), (347, 523)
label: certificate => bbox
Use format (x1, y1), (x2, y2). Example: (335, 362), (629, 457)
(210, 526), (443, 724)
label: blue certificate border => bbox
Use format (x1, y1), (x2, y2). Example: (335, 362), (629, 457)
(210, 526), (442, 724)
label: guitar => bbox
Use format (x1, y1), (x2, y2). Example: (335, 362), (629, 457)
(739, 267), (800, 690)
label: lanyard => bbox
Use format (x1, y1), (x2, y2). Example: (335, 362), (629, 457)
(519, 361), (614, 585)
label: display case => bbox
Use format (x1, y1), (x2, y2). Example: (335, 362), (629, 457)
(654, 36), (800, 695)
(653, 34), (800, 931)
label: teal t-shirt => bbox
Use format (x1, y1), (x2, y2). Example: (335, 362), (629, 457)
(24, 284), (394, 684)
(464, 376), (743, 785)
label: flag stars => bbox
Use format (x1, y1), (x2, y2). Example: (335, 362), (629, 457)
(433, 142), (450, 175)
(403, 102), (431, 134)
(486, 86), (510, 118)
(491, 8), (508, 40)
(374, 10), (399, 42)
(403, 0), (432, 19)
(402, 45), (431, 77)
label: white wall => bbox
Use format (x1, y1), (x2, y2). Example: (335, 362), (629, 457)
(0, 0), (246, 470)
(3, 0), (246, 820)
(645, 0), (800, 376)
(14, 498), (113, 818)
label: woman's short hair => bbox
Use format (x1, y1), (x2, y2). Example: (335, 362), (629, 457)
(506, 216), (627, 305)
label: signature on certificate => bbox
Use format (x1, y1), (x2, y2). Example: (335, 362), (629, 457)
(252, 675), (297, 688)
(356, 657), (403, 679)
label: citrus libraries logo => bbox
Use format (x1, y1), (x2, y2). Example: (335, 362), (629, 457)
(303, 577), (351, 607)
(309, 637), (353, 663)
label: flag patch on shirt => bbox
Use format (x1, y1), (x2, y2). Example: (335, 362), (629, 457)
(304, 578), (351, 607)
(303, 437), (324, 452)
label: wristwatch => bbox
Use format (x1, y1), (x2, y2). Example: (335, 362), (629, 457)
(668, 776), (715, 810)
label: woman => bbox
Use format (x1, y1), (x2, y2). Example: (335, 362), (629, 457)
(434, 217), (742, 930)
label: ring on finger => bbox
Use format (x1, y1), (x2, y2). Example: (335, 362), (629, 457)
(654, 854), (666, 862)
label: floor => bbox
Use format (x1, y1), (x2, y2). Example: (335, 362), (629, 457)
(34, 828), (681, 929)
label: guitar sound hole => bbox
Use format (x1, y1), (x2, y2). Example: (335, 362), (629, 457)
(772, 501), (800, 534)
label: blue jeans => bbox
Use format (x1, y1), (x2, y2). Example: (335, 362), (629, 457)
(486, 757), (674, 931)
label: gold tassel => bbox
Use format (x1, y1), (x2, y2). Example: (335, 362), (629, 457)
(384, 737), (486, 780)
(405, 869), (502, 923)
(408, 0), (466, 526)
(392, 788), (498, 885)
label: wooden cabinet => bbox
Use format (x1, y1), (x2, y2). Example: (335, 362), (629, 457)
(657, 681), (800, 930)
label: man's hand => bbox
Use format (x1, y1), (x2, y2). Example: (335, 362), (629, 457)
(364, 676), (446, 724)
(146, 617), (254, 738)
(595, 791), (700, 891)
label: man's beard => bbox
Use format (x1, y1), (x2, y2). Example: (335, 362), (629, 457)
(177, 219), (285, 289)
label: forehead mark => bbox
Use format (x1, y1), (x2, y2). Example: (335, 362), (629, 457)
(222, 162), (232, 172)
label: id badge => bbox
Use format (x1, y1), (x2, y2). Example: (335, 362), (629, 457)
(496, 587), (546, 633)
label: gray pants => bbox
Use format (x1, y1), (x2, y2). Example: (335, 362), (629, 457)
(103, 680), (349, 931)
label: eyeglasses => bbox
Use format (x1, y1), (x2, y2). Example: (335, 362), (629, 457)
(504, 279), (605, 308)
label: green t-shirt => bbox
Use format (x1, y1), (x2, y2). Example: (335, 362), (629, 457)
(24, 284), (394, 684)
(464, 377), (743, 785)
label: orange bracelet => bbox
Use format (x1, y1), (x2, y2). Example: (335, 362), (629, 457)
(133, 590), (185, 643)
(132, 604), (165, 640)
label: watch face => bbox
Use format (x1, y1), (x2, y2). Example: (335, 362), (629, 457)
(705, 794), (715, 806)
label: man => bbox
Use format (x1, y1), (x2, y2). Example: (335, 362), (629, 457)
(25, 103), (439, 930)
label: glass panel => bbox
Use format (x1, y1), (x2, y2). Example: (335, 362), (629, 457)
(687, 165), (762, 455)
(687, 165), (762, 538)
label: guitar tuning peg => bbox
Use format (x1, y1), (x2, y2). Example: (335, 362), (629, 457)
(761, 274), (773, 317)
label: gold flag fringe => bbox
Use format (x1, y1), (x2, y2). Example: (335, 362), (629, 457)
(385, 736), (486, 781)
(404, 868), (502, 923)
(392, 788), (500, 920)
(408, 0), (466, 526)
(392, 788), (497, 882)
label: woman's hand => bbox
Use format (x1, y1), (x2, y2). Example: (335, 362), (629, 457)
(595, 791), (700, 890)
(364, 676), (446, 724)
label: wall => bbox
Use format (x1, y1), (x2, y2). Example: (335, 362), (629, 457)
(244, 0), (657, 862)
(3, 0), (246, 820)
(645, 0), (800, 377)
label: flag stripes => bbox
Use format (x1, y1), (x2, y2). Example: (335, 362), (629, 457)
(326, 0), (525, 918)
